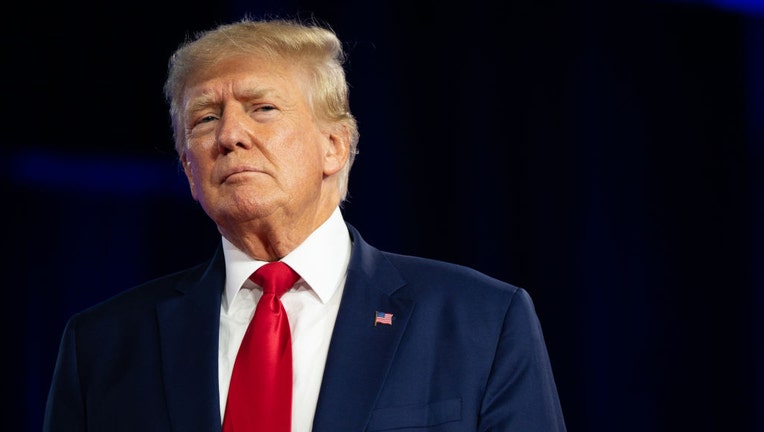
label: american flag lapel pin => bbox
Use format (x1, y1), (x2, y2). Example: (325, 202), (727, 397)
(374, 311), (393, 326)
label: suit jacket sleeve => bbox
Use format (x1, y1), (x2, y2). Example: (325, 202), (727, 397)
(44, 316), (86, 432)
(479, 288), (566, 431)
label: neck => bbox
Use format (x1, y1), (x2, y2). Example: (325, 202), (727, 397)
(219, 203), (338, 261)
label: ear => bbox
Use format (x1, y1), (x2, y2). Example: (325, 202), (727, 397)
(322, 123), (351, 177)
(180, 152), (199, 201)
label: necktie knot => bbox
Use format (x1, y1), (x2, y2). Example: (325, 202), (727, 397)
(250, 261), (300, 298)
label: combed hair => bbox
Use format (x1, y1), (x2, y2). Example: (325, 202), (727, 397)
(164, 17), (359, 200)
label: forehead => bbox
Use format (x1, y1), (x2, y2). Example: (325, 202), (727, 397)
(182, 53), (311, 107)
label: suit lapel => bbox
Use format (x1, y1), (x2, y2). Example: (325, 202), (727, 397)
(312, 225), (414, 431)
(151, 227), (412, 431)
(157, 246), (225, 432)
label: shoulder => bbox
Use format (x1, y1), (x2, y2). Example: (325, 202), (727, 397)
(347, 223), (522, 301)
(383, 251), (514, 290)
(379, 251), (529, 319)
(73, 260), (211, 324)
(372, 251), (543, 354)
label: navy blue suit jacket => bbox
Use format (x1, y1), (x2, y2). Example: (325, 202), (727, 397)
(44, 224), (566, 431)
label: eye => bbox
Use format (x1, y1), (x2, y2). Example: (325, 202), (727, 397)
(185, 113), (218, 139)
(249, 104), (279, 122)
(255, 105), (276, 112)
(197, 114), (218, 124)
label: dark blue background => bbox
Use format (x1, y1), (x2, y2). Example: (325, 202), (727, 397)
(7, 0), (763, 430)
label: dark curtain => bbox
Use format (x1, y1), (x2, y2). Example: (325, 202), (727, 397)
(7, 1), (762, 431)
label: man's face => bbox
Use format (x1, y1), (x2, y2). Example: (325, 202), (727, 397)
(179, 53), (345, 232)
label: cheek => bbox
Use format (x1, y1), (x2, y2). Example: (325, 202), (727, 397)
(184, 153), (212, 190)
(295, 140), (328, 174)
(185, 142), (217, 170)
(180, 160), (199, 200)
(277, 149), (324, 193)
(274, 128), (320, 164)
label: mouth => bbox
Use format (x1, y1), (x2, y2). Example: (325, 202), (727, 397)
(221, 167), (262, 184)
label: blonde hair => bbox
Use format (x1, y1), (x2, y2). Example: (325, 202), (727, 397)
(164, 17), (359, 200)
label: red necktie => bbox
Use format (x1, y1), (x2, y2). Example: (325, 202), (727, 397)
(223, 261), (300, 432)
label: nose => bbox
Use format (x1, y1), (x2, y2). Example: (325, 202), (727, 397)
(216, 107), (253, 154)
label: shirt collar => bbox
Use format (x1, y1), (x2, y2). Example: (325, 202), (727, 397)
(221, 207), (351, 309)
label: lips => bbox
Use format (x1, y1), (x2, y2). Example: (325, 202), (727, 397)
(220, 166), (262, 183)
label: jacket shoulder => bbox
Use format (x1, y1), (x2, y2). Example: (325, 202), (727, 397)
(75, 260), (212, 322)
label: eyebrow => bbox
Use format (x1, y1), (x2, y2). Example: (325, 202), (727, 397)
(184, 93), (218, 114)
(185, 87), (276, 114)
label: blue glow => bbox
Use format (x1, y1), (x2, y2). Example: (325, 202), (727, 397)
(712, 0), (764, 14)
(666, 0), (764, 15)
(10, 149), (190, 197)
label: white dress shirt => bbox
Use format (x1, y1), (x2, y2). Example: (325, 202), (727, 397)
(218, 207), (351, 431)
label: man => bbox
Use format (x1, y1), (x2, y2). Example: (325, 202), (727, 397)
(44, 17), (566, 431)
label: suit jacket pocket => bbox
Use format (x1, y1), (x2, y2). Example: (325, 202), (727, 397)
(368, 398), (462, 431)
